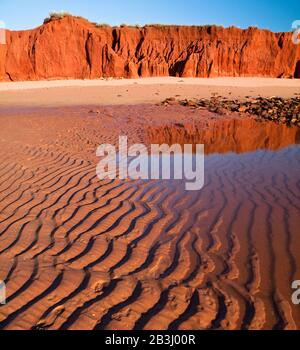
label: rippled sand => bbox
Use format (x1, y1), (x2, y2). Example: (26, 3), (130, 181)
(0, 105), (299, 330)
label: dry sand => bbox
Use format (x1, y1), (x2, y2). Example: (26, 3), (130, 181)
(0, 77), (300, 107)
(0, 78), (300, 330)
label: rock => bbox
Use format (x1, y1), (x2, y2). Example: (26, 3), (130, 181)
(174, 96), (300, 126)
(208, 106), (218, 113)
(88, 109), (101, 114)
(187, 100), (198, 108)
(229, 104), (239, 111)
(1, 15), (300, 81)
(162, 97), (179, 106)
(238, 106), (248, 113)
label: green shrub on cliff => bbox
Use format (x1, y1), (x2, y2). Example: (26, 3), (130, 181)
(44, 11), (73, 24)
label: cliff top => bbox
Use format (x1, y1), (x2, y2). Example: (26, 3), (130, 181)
(6, 12), (283, 35)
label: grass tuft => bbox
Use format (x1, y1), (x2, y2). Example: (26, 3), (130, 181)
(44, 11), (73, 24)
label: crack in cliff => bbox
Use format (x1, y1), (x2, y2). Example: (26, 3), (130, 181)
(278, 35), (284, 49)
(85, 33), (92, 75)
(112, 29), (120, 52)
(208, 60), (214, 77)
(239, 40), (249, 75)
(135, 37), (145, 60)
(29, 35), (38, 76)
(295, 60), (300, 79)
(5, 72), (13, 81)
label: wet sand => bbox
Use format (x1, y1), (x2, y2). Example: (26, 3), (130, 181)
(0, 103), (299, 330)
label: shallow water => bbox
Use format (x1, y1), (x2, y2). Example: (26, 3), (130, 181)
(99, 129), (300, 329)
(133, 144), (300, 329)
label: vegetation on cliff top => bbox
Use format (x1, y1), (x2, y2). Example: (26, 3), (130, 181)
(43, 12), (228, 30)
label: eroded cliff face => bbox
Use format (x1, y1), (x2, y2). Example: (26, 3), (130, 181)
(1, 16), (300, 81)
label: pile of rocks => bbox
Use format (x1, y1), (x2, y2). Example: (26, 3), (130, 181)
(162, 96), (300, 126)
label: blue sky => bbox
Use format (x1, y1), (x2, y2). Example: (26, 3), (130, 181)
(0, 0), (299, 32)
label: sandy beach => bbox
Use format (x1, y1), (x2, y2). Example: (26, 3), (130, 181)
(0, 77), (300, 107)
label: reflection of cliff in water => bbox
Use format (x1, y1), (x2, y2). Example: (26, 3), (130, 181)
(147, 118), (300, 155)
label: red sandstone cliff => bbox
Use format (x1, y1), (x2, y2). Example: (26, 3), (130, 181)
(1, 16), (300, 81)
